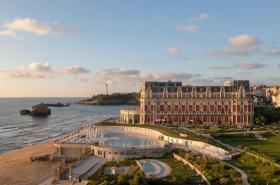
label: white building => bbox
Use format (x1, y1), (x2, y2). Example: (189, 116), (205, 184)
(120, 108), (140, 124)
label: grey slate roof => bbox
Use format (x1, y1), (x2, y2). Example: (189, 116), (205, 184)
(144, 80), (250, 92)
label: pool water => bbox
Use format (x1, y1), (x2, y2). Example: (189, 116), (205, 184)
(141, 161), (156, 173)
(102, 132), (153, 147)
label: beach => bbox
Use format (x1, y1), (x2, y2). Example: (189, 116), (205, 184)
(0, 140), (58, 185)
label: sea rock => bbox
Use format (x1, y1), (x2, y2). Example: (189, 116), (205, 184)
(31, 104), (51, 116)
(20, 109), (31, 115)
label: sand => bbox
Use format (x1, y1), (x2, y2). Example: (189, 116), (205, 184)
(0, 141), (58, 185)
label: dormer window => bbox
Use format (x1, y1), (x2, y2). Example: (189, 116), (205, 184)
(220, 87), (225, 98)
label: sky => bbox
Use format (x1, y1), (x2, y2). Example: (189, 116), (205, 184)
(0, 0), (280, 97)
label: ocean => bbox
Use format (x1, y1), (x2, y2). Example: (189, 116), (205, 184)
(0, 97), (135, 154)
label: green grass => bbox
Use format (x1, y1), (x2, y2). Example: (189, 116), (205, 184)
(173, 149), (243, 185)
(159, 157), (205, 185)
(215, 133), (280, 163)
(228, 154), (280, 185)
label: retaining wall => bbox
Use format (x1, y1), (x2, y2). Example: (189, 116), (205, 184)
(173, 153), (211, 185)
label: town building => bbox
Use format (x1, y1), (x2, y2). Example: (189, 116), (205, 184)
(140, 80), (254, 125)
(120, 108), (140, 124)
(266, 86), (280, 107)
(251, 84), (268, 107)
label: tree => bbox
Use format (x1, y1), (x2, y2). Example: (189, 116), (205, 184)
(254, 115), (267, 125)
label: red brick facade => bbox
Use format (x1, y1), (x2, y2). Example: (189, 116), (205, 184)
(140, 81), (254, 125)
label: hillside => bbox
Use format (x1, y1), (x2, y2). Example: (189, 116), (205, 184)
(79, 92), (140, 105)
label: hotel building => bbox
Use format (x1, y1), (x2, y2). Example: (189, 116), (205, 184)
(140, 80), (254, 125)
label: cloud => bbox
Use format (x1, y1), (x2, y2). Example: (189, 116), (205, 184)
(176, 24), (199, 32)
(0, 63), (93, 80)
(228, 34), (260, 47)
(209, 34), (261, 57)
(267, 49), (280, 57)
(5, 17), (51, 36)
(0, 29), (17, 37)
(28, 62), (52, 72)
(0, 17), (78, 38)
(209, 65), (233, 70)
(168, 47), (180, 54)
(0, 62), (53, 79)
(61, 65), (90, 74)
(209, 47), (259, 57)
(236, 62), (266, 69)
(189, 13), (210, 21)
(96, 68), (200, 85)
(277, 63), (280, 68)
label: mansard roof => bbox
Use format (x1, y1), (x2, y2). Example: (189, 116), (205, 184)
(144, 80), (250, 92)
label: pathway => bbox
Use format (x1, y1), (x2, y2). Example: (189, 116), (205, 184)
(218, 160), (250, 185)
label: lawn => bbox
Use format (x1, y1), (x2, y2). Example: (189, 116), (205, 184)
(173, 149), (243, 185)
(159, 157), (205, 185)
(228, 154), (280, 185)
(215, 133), (280, 163)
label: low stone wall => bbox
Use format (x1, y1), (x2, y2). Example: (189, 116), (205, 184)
(58, 144), (90, 159)
(173, 153), (211, 185)
(91, 145), (169, 161)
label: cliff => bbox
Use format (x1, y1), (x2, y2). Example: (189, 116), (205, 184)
(79, 92), (140, 105)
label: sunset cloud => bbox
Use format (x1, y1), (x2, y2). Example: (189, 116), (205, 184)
(236, 62), (266, 69)
(228, 34), (260, 47)
(0, 63), (92, 79)
(5, 17), (51, 36)
(61, 65), (90, 74)
(0, 62), (53, 79)
(0, 17), (77, 38)
(209, 34), (261, 57)
(96, 68), (200, 85)
(168, 47), (181, 54)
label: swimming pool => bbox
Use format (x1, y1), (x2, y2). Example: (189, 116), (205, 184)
(102, 132), (155, 148)
(136, 159), (171, 178)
